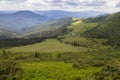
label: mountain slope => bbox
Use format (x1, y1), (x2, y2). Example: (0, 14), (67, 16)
(0, 27), (19, 39)
(0, 11), (52, 32)
(22, 17), (73, 38)
(58, 18), (107, 49)
(82, 15), (108, 23)
(84, 11), (120, 46)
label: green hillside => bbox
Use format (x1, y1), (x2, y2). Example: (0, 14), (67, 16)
(58, 18), (109, 49)
(84, 11), (120, 46)
(82, 15), (108, 23)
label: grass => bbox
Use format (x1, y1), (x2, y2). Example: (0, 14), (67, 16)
(21, 62), (100, 80)
(64, 18), (98, 41)
(8, 39), (87, 53)
(67, 19), (98, 35)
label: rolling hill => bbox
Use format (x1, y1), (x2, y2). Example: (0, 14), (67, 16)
(84, 11), (120, 46)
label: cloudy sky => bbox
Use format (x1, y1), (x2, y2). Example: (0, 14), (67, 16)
(0, 0), (120, 13)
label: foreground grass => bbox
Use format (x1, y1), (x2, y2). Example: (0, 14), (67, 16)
(22, 62), (100, 80)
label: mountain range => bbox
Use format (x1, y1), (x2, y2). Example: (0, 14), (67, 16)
(0, 10), (120, 47)
(0, 10), (108, 32)
(0, 11), (52, 32)
(0, 10), (108, 19)
(35, 10), (108, 18)
(0, 10), (108, 39)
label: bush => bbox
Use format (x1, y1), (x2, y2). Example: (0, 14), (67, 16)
(34, 52), (39, 57)
(91, 60), (105, 67)
(72, 59), (87, 68)
(0, 59), (23, 80)
(95, 60), (120, 80)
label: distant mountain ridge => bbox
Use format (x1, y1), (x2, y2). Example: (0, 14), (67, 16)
(35, 10), (108, 18)
(0, 11), (52, 32)
(0, 10), (108, 18)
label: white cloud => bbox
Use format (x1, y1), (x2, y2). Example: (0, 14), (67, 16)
(0, 0), (120, 13)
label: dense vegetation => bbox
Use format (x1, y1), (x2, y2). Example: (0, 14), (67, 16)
(0, 37), (48, 48)
(1, 47), (120, 80)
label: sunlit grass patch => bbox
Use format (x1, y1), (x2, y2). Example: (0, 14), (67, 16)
(22, 62), (100, 80)
(8, 39), (81, 53)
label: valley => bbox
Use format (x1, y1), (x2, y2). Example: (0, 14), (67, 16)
(0, 10), (120, 80)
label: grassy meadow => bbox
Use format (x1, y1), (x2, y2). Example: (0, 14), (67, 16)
(8, 39), (87, 53)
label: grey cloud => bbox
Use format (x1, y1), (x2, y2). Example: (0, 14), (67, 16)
(46, 0), (105, 7)
(82, 1), (106, 6)
(0, 0), (27, 3)
(66, 1), (80, 6)
(43, 0), (62, 3)
(116, 3), (120, 7)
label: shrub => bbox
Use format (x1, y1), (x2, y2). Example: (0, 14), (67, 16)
(72, 59), (87, 68)
(0, 59), (23, 80)
(34, 52), (39, 57)
(95, 60), (120, 80)
(91, 60), (105, 67)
